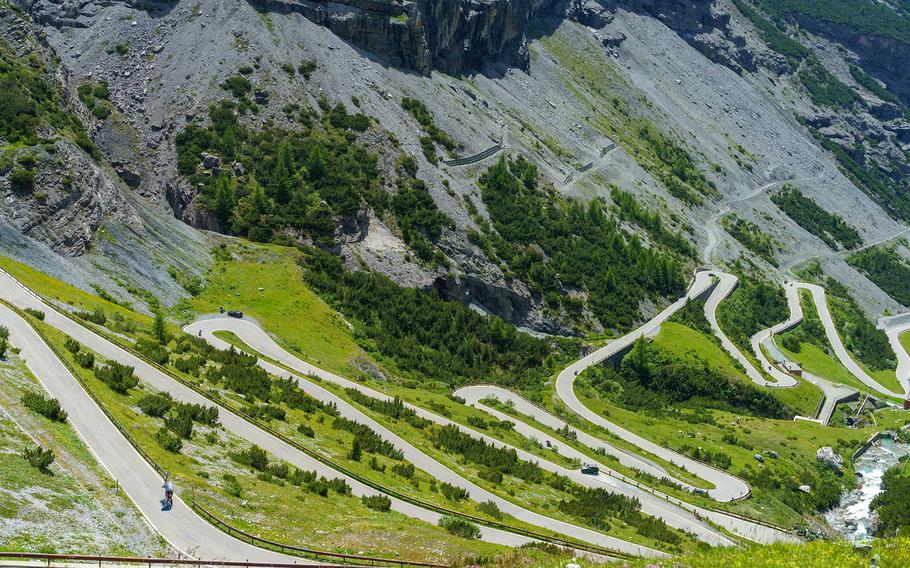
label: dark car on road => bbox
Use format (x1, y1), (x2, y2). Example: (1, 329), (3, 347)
(581, 463), (599, 475)
(227, 310), (244, 319)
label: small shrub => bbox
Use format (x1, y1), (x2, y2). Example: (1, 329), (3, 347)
(155, 427), (182, 453)
(94, 361), (138, 393)
(74, 350), (95, 369)
(221, 75), (251, 99)
(92, 104), (112, 120)
(64, 337), (81, 353)
(74, 307), (107, 325)
(22, 445), (55, 472)
(24, 308), (44, 320)
(349, 437), (362, 461)
(438, 515), (481, 539)
(369, 456), (386, 473)
(21, 392), (67, 422)
(297, 60), (317, 79)
(478, 500), (504, 520)
(233, 444), (270, 471)
(467, 415), (488, 430)
(136, 338), (169, 365)
(391, 462), (415, 479)
(297, 423), (315, 437)
(10, 168), (35, 193)
(223, 474), (243, 497)
(362, 494), (392, 512)
(440, 482), (469, 502)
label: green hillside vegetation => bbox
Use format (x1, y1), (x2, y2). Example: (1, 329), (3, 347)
(610, 186), (696, 257)
(758, 0), (910, 44)
(722, 213), (780, 266)
(190, 243), (363, 376)
(872, 456), (910, 537)
(810, 129), (910, 223)
(656, 321), (821, 416)
(731, 0), (809, 63)
(470, 156), (685, 331)
(849, 64), (900, 104)
(544, 536), (910, 567)
(823, 276), (897, 373)
(797, 57), (861, 108)
(587, 337), (793, 420)
(771, 185), (862, 250)
(401, 97), (461, 163)
(0, 34), (94, 153)
(847, 244), (910, 306)
(302, 245), (560, 389)
(175, 97), (450, 264)
(716, 271), (789, 350)
(732, 1), (860, 109)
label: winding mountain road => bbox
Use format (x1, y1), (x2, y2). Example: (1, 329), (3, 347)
(883, 321), (910, 397)
(0, 302), (299, 563)
(793, 283), (906, 399)
(702, 271), (772, 386)
(0, 270), (539, 555)
(749, 283), (858, 425)
(553, 271), (753, 501)
(453, 385), (797, 544)
(186, 319), (726, 549)
(6, 255), (897, 555)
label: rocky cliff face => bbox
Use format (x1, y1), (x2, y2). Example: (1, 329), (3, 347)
(789, 13), (910, 108)
(248, 0), (563, 74)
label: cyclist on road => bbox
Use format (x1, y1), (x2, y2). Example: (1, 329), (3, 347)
(163, 479), (174, 510)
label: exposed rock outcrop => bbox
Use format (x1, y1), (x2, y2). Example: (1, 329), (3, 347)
(816, 446), (844, 472)
(603, 0), (757, 72)
(246, 0), (564, 74)
(788, 13), (910, 108)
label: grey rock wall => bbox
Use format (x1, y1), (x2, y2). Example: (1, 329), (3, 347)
(247, 0), (563, 74)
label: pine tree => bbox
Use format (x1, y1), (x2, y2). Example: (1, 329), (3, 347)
(153, 310), (168, 345)
(349, 437), (362, 461)
(214, 174), (234, 222)
(251, 183), (269, 216)
(273, 142), (293, 205)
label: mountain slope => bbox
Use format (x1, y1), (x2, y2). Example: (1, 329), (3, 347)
(4, 0), (910, 329)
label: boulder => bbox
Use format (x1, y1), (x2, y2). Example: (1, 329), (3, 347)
(253, 89), (270, 105)
(600, 31), (627, 48)
(569, 0), (613, 29)
(798, 485), (811, 493)
(201, 152), (221, 170)
(816, 446), (843, 471)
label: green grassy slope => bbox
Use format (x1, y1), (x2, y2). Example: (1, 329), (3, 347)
(0, 351), (168, 555)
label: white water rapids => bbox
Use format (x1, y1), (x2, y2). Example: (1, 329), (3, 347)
(825, 438), (909, 541)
